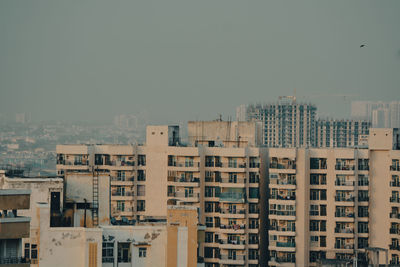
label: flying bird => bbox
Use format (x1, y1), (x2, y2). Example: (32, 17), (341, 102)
(360, 44), (366, 48)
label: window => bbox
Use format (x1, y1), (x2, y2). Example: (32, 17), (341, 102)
(137, 185), (145, 196)
(118, 243), (131, 262)
(310, 190), (319, 200)
(31, 244), (38, 259)
(117, 201), (125, 212)
(137, 200), (145, 212)
(228, 158), (237, 168)
(138, 155), (146, 166)
(320, 236), (326, 247)
(311, 236), (319, 242)
(320, 205), (327, 216)
(102, 242), (114, 263)
(205, 217), (213, 227)
(310, 220), (319, 231)
(137, 170), (146, 181)
(139, 247), (147, 258)
(24, 243), (30, 259)
(310, 205), (319, 216)
(205, 232), (213, 243)
(185, 157), (194, 167)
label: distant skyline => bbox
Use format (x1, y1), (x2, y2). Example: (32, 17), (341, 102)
(1, 0), (399, 124)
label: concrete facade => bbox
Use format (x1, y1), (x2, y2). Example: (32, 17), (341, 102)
(0, 186), (31, 267)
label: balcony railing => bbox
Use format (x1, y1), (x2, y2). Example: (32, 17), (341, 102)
(390, 244), (400, 251)
(219, 255), (245, 261)
(390, 197), (400, 203)
(111, 176), (134, 182)
(274, 257), (295, 263)
(169, 177), (200, 183)
(173, 192), (200, 198)
(335, 212), (355, 218)
(220, 224), (246, 230)
(220, 178), (246, 184)
(0, 257), (30, 264)
(335, 165), (355, 171)
(391, 181), (400, 187)
(270, 195), (296, 201)
(390, 166), (400, 171)
(269, 178), (296, 186)
(219, 192), (245, 202)
(390, 228), (400, 234)
(335, 196), (355, 202)
(111, 191), (134, 197)
(269, 210), (296, 216)
(276, 242), (295, 247)
(391, 213), (400, 219)
(335, 244), (355, 249)
(335, 181), (355, 186)
(335, 228), (354, 233)
(220, 208), (246, 215)
(269, 226), (296, 232)
(219, 239), (246, 245)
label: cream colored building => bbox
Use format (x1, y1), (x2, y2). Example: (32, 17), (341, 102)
(57, 122), (400, 266)
(0, 171), (63, 266)
(267, 128), (400, 266)
(32, 202), (196, 267)
(57, 122), (268, 267)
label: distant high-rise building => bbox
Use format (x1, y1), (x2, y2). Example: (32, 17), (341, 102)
(15, 112), (31, 124)
(351, 101), (400, 128)
(113, 114), (138, 129)
(238, 97), (317, 148)
(315, 119), (370, 148)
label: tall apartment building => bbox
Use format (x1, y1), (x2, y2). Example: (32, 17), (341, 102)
(351, 101), (400, 128)
(237, 98), (317, 148)
(237, 98), (372, 149)
(315, 119), (371, 148)
(57, 122), (268, 267)
(267, 128), (400, 266)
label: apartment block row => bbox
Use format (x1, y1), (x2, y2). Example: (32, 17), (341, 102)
(236, 98), (371, 148)
(56, 121), (400, 266)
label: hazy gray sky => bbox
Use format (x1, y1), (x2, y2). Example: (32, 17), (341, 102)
(1, 0), (399, 123)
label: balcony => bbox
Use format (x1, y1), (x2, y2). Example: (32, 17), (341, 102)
(390, 166), (400, 171)
(390, 244), (400, 251)
(270, 195), (296, 201)
(0, 217), (30, 239)
(335, 228), (354, 234)
(220, 208), (246, 215)
(390, 197), (400, 203)
(218, 239), (246, 249)
(273, 257), (296, 263)
(269, 210), (296, 217)
(335, 196), (355, 202)
(0, 190), (30, 210)
(390, 228), (400, 235)
(0, 257), (30, 266)
(219, 255), (245, 264)
(391, 181), (400, 187)
(168, 177), (200, 185)
(220, 178), (246, 185)
(335, 244), (354, 249)
(335, 212), (355, 218)
(219, 224), (246, 230)
(219, 192), (245, 203)
(269, 226), (296, 233)
(335, 180), (355, 186)
(390, 213), (400, 219)
(173, 192), (200, 201)
(277, 242), (295, 248)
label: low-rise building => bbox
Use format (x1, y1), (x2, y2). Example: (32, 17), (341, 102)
(0, 188), (31, 266)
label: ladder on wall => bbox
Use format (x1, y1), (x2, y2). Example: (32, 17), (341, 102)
(92, 171), (99, 226)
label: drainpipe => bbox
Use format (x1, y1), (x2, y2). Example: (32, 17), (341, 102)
(84, 198), (87, 227)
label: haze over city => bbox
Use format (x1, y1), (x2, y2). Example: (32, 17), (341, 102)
(1, 0), (400, 124)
